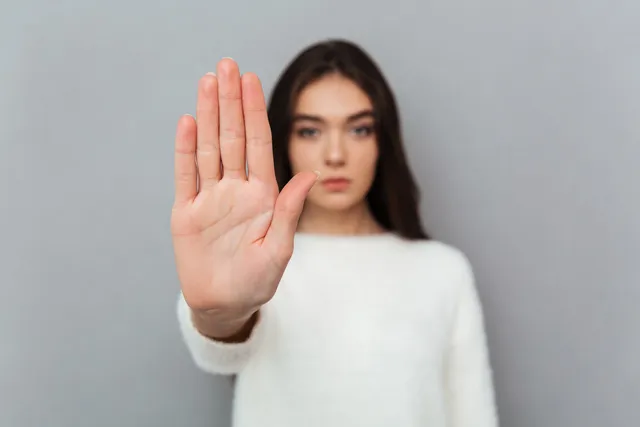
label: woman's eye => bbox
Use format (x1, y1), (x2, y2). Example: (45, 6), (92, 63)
(296, 128), (319, 138)
(352, 125), (374, 137)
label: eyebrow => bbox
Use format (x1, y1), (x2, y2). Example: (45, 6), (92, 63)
(292, 109), (374, 124)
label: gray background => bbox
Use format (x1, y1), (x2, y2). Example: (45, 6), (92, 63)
(1, 0), (638, 426)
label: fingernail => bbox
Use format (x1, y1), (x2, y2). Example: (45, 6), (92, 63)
(222, 56), (234, 60)
(206, 71), (216, 76)
(314, 170), (321, 180)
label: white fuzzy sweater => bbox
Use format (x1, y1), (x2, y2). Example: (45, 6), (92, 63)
(177, 232), (499, 427)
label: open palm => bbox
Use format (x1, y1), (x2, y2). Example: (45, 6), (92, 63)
(171, 59), (317, 315)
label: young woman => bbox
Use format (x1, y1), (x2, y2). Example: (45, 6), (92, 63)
(172, 39), (499, 427)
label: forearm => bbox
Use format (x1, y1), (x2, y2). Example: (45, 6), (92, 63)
(177, 292), (266, 374)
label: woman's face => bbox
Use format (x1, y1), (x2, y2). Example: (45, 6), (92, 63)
(288, 73), (379, 212)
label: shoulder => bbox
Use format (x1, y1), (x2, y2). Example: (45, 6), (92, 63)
(383, 238), (482, 328)
(401, 239), (488, 324)
(390, 237), (477, 296)
(396, 237), (473, 276)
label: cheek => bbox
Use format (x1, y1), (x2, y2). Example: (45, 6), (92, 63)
(353, 142), (379, 181)
(288, 142), (313, 173)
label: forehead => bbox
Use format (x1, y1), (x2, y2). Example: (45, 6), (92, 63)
(294, 74), (373, 119)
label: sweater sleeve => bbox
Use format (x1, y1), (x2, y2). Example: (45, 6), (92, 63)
(444, 256), (500, 427)
(176, 292), (266, 375)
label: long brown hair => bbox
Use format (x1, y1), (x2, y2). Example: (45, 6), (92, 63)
(267, 39), (430, 240)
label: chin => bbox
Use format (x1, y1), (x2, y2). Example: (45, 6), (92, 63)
(309, 192), (367, 212)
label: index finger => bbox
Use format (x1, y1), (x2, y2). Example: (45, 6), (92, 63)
(242, 73), (276, 186)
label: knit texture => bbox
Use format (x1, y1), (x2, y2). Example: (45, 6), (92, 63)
(177, 233), (499, 427)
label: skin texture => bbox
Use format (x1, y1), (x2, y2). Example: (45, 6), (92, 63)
(172, 59), (383, 341)
(290, 73), (383, 235)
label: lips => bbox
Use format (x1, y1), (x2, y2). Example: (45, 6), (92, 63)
(321, 177), (351, 191)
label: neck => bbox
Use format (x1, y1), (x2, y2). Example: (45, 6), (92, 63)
(296, 201), (385, 236)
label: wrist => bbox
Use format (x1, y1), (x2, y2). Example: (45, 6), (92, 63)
(191, 307), (259, 342)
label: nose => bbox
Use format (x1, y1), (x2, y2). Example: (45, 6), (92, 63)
(324, 131), (346, 167)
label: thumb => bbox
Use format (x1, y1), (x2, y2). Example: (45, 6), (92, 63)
(263, 170), (319, 258)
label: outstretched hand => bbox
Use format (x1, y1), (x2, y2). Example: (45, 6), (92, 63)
(171, 58), (317, 316)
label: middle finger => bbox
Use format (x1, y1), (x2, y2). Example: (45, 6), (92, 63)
(217, 58), (247, 180)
